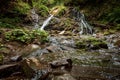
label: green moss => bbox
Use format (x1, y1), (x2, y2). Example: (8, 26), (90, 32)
(103, 29), (116, 35)
(76, 41), (86, 49)
(76, 37), (108, 49)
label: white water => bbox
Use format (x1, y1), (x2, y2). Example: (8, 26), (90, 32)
(79, 13), (93, 34)
(40, 14), (54, 30)
(72, 8), (93, 34)
(31, 8), (39, 29)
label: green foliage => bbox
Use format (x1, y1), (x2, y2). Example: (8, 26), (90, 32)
(0, 22), (16, 28)
(31, 0), (49, 16)
(37, 5), (49, 17)
(5, 29), (48, 43)
(5, 29), (32, 43)
(105, 7), (120, 23)
(31, 29), (49, 43)
(76, 37), (108, 49)
(0, 17), (21, 28)
(13, 1), (31, 14)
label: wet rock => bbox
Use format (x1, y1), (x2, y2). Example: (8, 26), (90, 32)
(37, 69), (50, 80)
(50, 59), (72, 69)
(76, 37), (108, 50)
(31, 44), (40, 50)
(46, 45), (62, 53)
(20, 57), (43, 78)
(61, 39), (75, 48)
(10, 55), (22, 62)
(28, 48), (49, 57)
(113, 61), (120, 66)
(114, 39), (120, 47)
(51, 73), (76, 80)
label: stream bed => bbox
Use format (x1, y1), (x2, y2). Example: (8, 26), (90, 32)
(27, 31), (120, 80)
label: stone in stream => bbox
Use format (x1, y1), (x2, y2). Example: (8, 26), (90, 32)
(43, 59), (74, 80)
(50, 59), (72, 70)
(46, 45), (63, 53)
(10, 55), (22, 62)
(51, 73), (76, 80)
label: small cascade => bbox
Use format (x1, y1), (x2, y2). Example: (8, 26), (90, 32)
(40, 14), (54, 30)
(72, 8), (93, 35)
(30, 8), (39, 29)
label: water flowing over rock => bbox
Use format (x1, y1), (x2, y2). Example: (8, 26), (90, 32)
(30, 8), (39, 29)
(40, 14), (54, 30)
(72, 8), (93, 35)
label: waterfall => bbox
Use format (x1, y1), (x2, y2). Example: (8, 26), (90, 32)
(40, 14), (54, 30)
(30, 8), (39, 29)
(72, 8), (93, 34)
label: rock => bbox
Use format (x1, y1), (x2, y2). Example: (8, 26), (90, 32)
(37, 70), (50, 80)
(46, 45), (62, 53)
(10, 55), (22, 62)
(61, 39), (75, 48)
(90, 41), (108, 50)
(76, 37), (108, 50)
(50, 59), (72, 69)
(31, 44), (40, 50)
(114, 39), (120, 47)
(51, 73), (76, 80)
(20, 57), (43, 78)
(0, 63), (21, 78)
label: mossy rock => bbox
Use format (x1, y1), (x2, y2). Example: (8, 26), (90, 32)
(76, 41), (87, 49)
(90, 41), (108, 50)
(76, 37), (108, 50)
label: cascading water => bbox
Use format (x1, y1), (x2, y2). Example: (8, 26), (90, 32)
(40, 14), (54, 30)
(31, 8), (39, 29)
(72, 8), (93, 34)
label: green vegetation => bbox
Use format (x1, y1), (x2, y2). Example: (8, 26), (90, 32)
(0, 17), (21, 28)
(5, 29), (48, 43)
(76, 37), (108, 49)
(0, 0), (119, 45)
(13, 1), (31, 14)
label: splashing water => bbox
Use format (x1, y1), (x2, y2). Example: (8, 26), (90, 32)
(40, 14), (54, 30)
(72, 8), (93, 34)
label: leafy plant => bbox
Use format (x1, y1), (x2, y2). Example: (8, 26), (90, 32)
(0, 17), (21, 28)
(32, 0), (49, 17)
(13, 1), (31, 14)
(5, 29), (48, 43)
(31, 29), (48, 42)
(105, 7), (120, 23)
